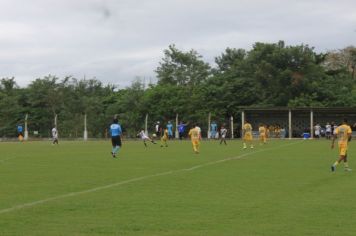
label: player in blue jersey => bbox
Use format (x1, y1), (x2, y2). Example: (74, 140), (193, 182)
(210, 121), (218, 139)
(17, 125), (24, 142)
(167, 121), (174, 139)
(110, 118), (122, 158)
(178, 121), (189, 140)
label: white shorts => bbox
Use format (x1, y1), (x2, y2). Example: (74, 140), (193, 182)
(141, 136), (149, 140)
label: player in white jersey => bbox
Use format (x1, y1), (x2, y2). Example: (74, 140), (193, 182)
(325, 122), (332, 139)
(333, 124), (338, 135)
(314, 124), (321, 138)
(220, 125), (228, 145)
(138, 130), (157, 147)
(52, 127), (59, 145)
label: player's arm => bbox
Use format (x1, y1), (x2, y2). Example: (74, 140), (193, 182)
(348, 127), (352, 142)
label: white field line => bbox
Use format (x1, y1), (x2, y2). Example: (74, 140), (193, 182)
(0, 156), (18, 163)
(0, 141), (301, 215)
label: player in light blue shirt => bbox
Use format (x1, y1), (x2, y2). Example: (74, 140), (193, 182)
(210, 121), (218, 139)
(110, 118), (122, 158)
(167, 121), (173, 139)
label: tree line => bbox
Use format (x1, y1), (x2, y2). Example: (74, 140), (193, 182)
(0, 41), (355, 138)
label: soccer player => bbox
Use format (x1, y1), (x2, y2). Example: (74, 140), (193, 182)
(52, 126), (59, 145)
(138, 130), (156, 147)
(314, 123), (321, 138)
(325, 122), (332, 139)
(210, 121), (218, 139)
(189, 124), (201, 154)
(259, 123), (267, 145)
(17, 124), (24, 142)
(243, 121), (254, 149)
(155, 121), (162, 138)
(110, 118), (122, 158)
(160, 128), (169, 147)
(331, 118), (352, 172)
(166, 121), (174, 139)
(220, 125), (228, 145)
(178, 121), (189, 140)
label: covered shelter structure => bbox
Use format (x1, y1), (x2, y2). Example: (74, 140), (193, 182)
(239, 107), (356, 139)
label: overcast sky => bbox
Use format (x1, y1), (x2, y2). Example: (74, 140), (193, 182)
(0, 0), (355, 87)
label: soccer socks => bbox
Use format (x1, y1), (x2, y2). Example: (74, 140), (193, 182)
(243, 143), (247, 149)
(112, 146), (120, 155)
(333, 161), (339, 167)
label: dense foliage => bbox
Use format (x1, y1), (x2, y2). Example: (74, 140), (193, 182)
(1, 42), (355, 138)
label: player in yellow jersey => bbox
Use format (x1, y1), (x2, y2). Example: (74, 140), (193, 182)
(331, 119), (352, 172)
(243, 121), (254, 149)
(160, 128), (169, 147)
(189, 124), (201, 154)
(259, 124), (267, 145)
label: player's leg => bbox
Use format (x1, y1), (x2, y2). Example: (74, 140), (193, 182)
(111, 136), (121, 157)
(111, 138), (116, 157)
(149, 137), (157, 144)
(332, 145), (347, 171)
(343, 152), (351, 171)
(193, 140), (200, 154)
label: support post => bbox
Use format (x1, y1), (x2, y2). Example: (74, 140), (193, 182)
(207, 112), (211, 139)
(54, 114), (58, 138)
(310, 110), (314, 139)
(54, 114), (57, 128)
(84, 113), (88, 141)
(145, 114), (148, 136)
(288, 109), (292, 140)
(230, 116), (234, 139)
(24, 113), (29, 141)
(241, 110), (245, 136)
(175, 113), (179, 139)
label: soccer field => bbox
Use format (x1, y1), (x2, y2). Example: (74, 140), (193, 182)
(0, 139), (355, 236)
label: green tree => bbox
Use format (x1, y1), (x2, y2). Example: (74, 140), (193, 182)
(156, 45), (211, 86)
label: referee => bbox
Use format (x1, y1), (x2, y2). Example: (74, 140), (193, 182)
(110, 118), (122, 158)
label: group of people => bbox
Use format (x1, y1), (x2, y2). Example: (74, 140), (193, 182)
(241, 122), (268, 149)
(17, 124), (59, 145)
(314, 122), (342, 139)
(108, 117), (352, 172)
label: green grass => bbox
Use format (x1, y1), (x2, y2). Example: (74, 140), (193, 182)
(0, 139), (355, 236)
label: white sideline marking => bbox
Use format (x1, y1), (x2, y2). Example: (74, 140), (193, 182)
(0, 156), (17, 163)
(0, 141), (301, 215)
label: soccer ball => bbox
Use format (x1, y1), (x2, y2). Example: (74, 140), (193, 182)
(152, 134), (157, 138)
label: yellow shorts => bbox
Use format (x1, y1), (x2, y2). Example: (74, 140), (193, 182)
(244, 134), (252, 141)
(191, 140), (200, 146)
(339, 143), (348, 156)
(260, 134), (266, 142)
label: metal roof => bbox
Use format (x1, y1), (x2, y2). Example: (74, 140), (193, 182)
(239, 107), (356, 112)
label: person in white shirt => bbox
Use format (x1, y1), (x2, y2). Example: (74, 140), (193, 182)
(220, 125), (228, 145)
(314, 124), (321, 138)
(52, 127), (59, 145)
(333, 124), (338, 135)
(325, 122), (332, 139)
(138, 130), (156, 147)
